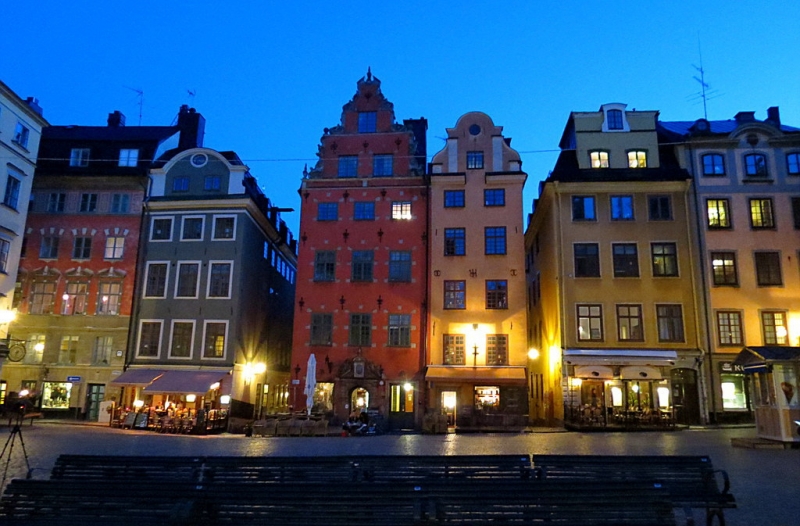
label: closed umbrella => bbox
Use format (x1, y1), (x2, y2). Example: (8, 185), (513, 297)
(304, 354), (317, 416)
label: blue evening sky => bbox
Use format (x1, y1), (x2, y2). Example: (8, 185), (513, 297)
(3, 1), (799, 236)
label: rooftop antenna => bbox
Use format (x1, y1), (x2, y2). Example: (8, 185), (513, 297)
(124, 86), (144, 125)
(187, 89), (196, 106)
(690, 35), (720, 120)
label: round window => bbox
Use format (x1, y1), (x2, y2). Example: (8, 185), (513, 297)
(469, 124), (481, 136)
(190, 153), (208, 167)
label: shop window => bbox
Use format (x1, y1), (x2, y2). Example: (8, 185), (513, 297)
(390, 384), (414, 412)
(720, 374), (747, 409)
(42, 381), (72, 409)
(474, 386), (500, 412)
(313, 383), (334, 412)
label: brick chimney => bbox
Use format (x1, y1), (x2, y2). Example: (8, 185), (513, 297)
(766, 106), (781, 128)
(177, 105), (205, 150)
(25, 97), (44, 117)
(107, 111), (126, 127)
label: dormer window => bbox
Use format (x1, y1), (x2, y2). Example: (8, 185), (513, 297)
(601, 103), (630, 132)
(70, 148), (90, 167)
(590, 151), (609, 169)
(607, 110), (623, 130)
(119, 149), (139, 167)
(628, 150), (647, 168)
(358, 112), (377, 133)
(744, 154), (768, 177)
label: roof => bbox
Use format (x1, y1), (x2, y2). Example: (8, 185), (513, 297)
(658, 120), (800, 137)
(548, 150), (690, 183)
(43, 125), (180, 142)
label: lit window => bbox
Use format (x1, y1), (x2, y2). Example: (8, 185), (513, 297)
(590, 151), (609, 168)
(710, 252), (738, 286)
(627, 150), (647, 168)
(61, 282), (88, 315)
(70, 148), (90, 167)
(652, 243), (678, 277)
(93, 336), (113, 365)
(617, 305), (643, 341)
(373, 155), (393, 176)
(391, 201), (411, 220)
(577, 305), (603, 341)
(97, 282), (121, 315)
(118, 149), (139, 167)
(444, 281), (466, 309)
(467, 151), (484, 169)
(30, 282), (56, 314)
(203, 321), (227, 358)
(358, 112), (377, 133)
(749, 198), (774, 228)
(486, 335), (508, 365)
(745, 154), (768, 177)
(717, 311), (743, 346)
(444, 334), (465, 365)
(610, 195), (634, 220)
(338, 156), (358, 177)
(702, 154), (725, 176)
(761, 311), (788, 345)
(707, 199), (731, 228)
(25, 335), (46, 364)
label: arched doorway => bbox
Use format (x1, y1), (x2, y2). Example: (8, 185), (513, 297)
(350, 387), (369, 413)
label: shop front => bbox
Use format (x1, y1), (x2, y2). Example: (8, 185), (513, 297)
(712, 359), (752, 424)
(562, 349), (681, 430)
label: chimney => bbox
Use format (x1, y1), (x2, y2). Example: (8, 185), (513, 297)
(177, 105), (205, 150)
(107, 111), (126, 127)
(766, 106), (781, 128)
(25, 97), (44, 117)
(734, 111), (755, 124)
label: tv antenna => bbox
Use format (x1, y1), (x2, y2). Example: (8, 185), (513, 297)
(689, 36), (720, 120)
(187, 89), (196, 105)
(125, 86), (144, 125)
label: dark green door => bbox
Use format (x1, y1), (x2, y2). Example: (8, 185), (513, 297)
(86, 384), (105, 421)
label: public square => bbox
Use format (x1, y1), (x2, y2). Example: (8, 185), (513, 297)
(0, 423), (796, 525)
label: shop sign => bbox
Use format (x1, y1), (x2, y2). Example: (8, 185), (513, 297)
(291, 379), (300, 385)
(718, 362), (744, 374)
(66, 376), (82, 382)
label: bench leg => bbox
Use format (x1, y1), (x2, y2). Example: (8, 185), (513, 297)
(706, 508), (725, 526)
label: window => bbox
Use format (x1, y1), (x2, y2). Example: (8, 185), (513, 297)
(572, 196), (596, 220)
(29, 282), (56, 314)
(138, 321), (162, 357)
(338, 156), (358, 177)
(574, 243), (600, 277)
(707, 199), (731, 228)
(787, 153), (800, 175)
(648, 195), (672, 221)
(607, 109), (623, 130)
(391, 201), (411, 220)
(703, 154), (726, 176)
(41, 381), (72, 409)
(208, 262), (233, 298)
(204, 176), (221, 191)
(175, 262), (200, 297)
(590, 151), (609, 168)
(72, 236), (92, 259)
(13, 123), (30, 148)
(110, 194), (130, 213)
(486, 335), (508, 365)
(744, 153), (768, 177)
(373, 155), (393, 176)
(577, 305), (603, 341)
(351, 250), (374, 282)
(444, 190), (465, 208)
(467, 151), (484, 169)
(58, 336), (79, 364)
(485, 280), (508, 309)
(755, 252), (782, 286)
(151, 217), (173, 240)
(656, 304), (684, 342)
(203, 321), (227, 358)
(354, 201), (375, 220)
(172, 177), (190, 192)
(651, 243), (678, 276)
(627, 150), (647, 168)
(349, 314), (371, 346)
(39, 236), (59, 259)
(92, 336), (113, 365)
(70, 148), (89, 167)
(144, 262), (168, 297)
(104, 237), (124, 259)
(358, 111), (377, 133)
(314, 251), (336, 281)
(213, 216), (236, 239)
(0, 239), (9, 273)
(97, 282), (121, 315)
(762, 311), (788, 345)
(317, 202), (338, 221)
(484, 189), (505, 207)
(749, 198), (774, 228)
(118, 149), (139, 167)
(181, 217), (204, 240)
(61, 282), (88, 315)
(310, 313), (333, 345)
(617, 305), (643, 341)
(47, 193), (66, 213)
(444, 228), (465, 256)
(388, 251), (411, 282)
(444, 281), (466, 309)
(443, 334), (465, 365)
(79, 193), (97, 212)
(3, 175), (20, 209)
(610, 195), (634, 220)
(485, 227), (506, 255)
(612, 243), (639, 277)
(25, 335), (45, 364)
(717, 311), (743, 346)
(388, 314), (411, 347)
(170, 321), (194, 358)
(711, 252), (738, 286)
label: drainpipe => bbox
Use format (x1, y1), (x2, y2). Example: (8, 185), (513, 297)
(554, 183), (567, 427)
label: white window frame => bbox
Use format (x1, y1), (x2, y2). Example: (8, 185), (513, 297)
(104, 236), (125, 260)
(136, 319), (163, 359)
(174, 260), (202, 299)
(150, 216), (174, 242)
(13, 122), (30, 148)
(118, 149), (139, 167)
(180, 215), (205, 242)
(169, 319), (196, 360)
(143, 261), (170, 298)
(202, 320), (229, 360)
(391, 201), (412, 220)
(206, 260), (234, 299)
(211, 214), (237, 241)
(70, 148), (90, 167)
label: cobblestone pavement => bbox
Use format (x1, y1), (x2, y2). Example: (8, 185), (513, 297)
(0, 423), (796, 526)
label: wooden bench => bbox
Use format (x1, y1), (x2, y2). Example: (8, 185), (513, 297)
(354, 454), (532, 481)
(532, 454), (736, 526)
(0, 478), (677, 525)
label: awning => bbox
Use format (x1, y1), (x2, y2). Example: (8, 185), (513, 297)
(733, 346), (800, 374)
(425, 366), (526, 384)
(620, 365), (663, 380)
(564, 349), (678, 366)
(110, 369), (164, 386)
(573, 365), (613, 379)
(142, 370), (230, 395)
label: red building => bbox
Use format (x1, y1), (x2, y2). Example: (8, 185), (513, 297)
(293, 71), (428, 430)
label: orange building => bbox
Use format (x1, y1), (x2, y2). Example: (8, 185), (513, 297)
(292, 71), (428, 430)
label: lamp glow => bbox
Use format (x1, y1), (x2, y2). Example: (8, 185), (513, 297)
(220, 395), (231, 405)
(186, 394), (197, 403)
(133, 399), (144, 409)
(527, 348), (540, 360)
(403, 382), (413, 392)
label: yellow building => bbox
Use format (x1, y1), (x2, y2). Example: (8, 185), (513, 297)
(526, 104), (708, 428)
(426, 112), (528, 431)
